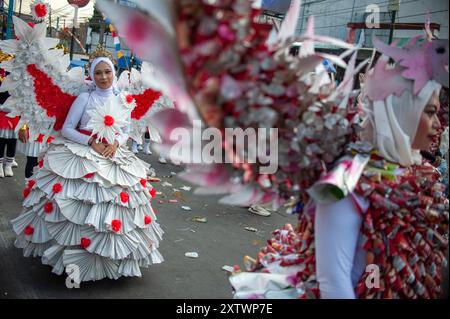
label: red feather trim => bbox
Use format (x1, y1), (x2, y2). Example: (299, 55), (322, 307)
(27, 64), (77, 131)
(131, 88), (162, 120)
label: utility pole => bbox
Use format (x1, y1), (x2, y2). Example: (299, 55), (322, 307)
(98, 19), (105, 46)
(48, 6), (52, 37)
(18, 0), (22, 17)
(69, 22), (76, 60)
(5, 0), (13, 39)
(388, 0), (400, 44)
(56, 16), (59, 32)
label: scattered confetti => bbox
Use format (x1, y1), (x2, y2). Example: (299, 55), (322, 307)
(181, 206), (192, 211)
(161, 181), (173, 187)
(185, 252), (199, 258)
(244, 227), (258, 232)
(192, 216), (207, 223)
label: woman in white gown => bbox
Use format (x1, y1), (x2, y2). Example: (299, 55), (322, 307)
(10, 55), (164, 283)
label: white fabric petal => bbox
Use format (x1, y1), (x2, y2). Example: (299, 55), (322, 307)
(42, 244), (66, 275)
(96, 160), (142, 187)
(72, 182), (118, 204)
(80, 227), (140, 260)
(47, 221), (83, 246)
(118, 259), (142, 277)
(23, 189), (46, 207)
(14, 235), (54, 258)
(63, 249), (120, 282)
(11, 210), (52, 244)
(56, 198), (93, 225)
(46, 145), (99, 179)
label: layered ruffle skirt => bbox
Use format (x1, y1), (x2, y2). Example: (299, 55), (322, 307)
(11, 138), (164, 282)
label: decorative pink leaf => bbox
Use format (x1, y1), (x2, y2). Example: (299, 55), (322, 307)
(364, 57), (412, 101)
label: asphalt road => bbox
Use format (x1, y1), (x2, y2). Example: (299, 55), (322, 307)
(0, 148), (296, 299)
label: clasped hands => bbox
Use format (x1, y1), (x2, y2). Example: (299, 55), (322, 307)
(89, 138), (119, 158)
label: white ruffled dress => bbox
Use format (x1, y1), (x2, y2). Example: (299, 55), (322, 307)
(10, 87), (164, 282)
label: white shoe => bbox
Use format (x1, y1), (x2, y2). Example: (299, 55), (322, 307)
(4, 165), (13, 177)
(12, 160), (18, 168)
(138, 144), (143, 151)
(144, 143), (152, 155)
(0, 165), (4, 178)
(131, 142), (139, 154)
(158, 157), (167, 164)
(248, 204), (272, 217)
(147, 167), (156, 177)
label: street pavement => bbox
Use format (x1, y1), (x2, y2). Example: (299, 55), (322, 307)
(0, 148), (296, 299)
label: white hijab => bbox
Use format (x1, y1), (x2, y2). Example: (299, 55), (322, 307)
(88, 57), (119, 95)
(361, 80), (441, 167)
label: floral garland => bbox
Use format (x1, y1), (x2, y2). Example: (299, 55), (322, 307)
(236, 146), (449, 299)
(174, 0), (358, 204)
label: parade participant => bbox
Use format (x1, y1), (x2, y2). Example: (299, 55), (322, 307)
(0, 92), (19, 178)
(17, 124), (45, 179)
(97, 0), (447, 297)
(0, 52), (19, 178)
(2, 16), (164, 282)
(229, 37), (449, 299)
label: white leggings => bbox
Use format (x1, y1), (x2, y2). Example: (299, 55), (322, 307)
(315, 196), (367, 299)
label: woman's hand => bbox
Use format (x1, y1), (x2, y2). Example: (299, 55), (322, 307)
(18, 127), (29, 143)
(102, 141), (119, 158)
(90, 139), (107, 155)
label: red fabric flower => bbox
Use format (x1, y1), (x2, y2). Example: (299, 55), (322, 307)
(34, 3), (47, 18)
(46, 136), (54, 144)
(120, 192), (129, 203)
(27, 180), (36, 189)
(126, 95), (134, 104)
(52, 183), (63, 193)
(104, 115), (115, 126)
(44, 202), (54, 214)
(27, 21), (35, 28)
(38, 159), (44, 168)
(149, 188), (156, 198)
(144, 215), (152, 225)
(111, 219), (122, 232)
(23, 188), (31, 198)
(84, 172), (95, 178)
(80, 237), (91, 249)
(140, 178), (147, 188)
(24, 225), (34, 235)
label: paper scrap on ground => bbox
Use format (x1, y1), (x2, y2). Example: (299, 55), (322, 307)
(185, 252), (199, 258)
(192, 216), (207, 223)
